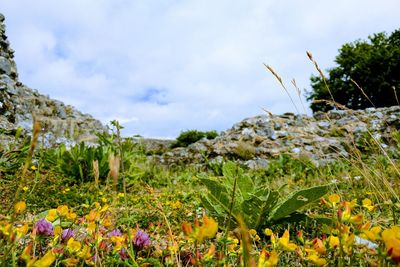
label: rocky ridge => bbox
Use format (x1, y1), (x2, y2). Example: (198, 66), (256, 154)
(0, 13), (106, 148)
(155, 106), (400, 168)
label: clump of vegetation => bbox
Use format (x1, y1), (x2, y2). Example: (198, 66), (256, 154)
(232, 141), (256, 160)
(308, 28), (400, 112)
(171, 129), (218, 148)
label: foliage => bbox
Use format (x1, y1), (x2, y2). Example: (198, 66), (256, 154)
(200, 161), (330, 230)
(41, 142), (109, 183)
(308, 28), (400, 112)
(171, 129), (218, 148)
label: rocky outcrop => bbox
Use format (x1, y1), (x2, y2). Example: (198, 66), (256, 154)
(156, 106), (400, 168)
(0, 13), (106, 148)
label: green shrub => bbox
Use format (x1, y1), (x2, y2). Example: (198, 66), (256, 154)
(172, 129), (218, 148)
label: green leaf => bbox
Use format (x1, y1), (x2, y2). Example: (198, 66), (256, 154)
(269, 184), (330, 222)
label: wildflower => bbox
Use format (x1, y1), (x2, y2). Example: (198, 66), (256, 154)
(313, 238), (326, 254)
(66, 211), (77, 221)
(108, 228), (122, 237)
(16, 224), (29, 239)
(360, 223), (381, 241)
(117, 192), (125, 198)
(57, 205), (69, 217)
(119, 248), (129, 260)
(33, 250), (56, 267)
(328, 235), (339, 249)
(249, 229), (260, 241)
(14, 201), (26, 214)
(350, 213), (364, 224)
(278, 230), (297, 251)
(35, 219), (54, 237)
(328, 194), (341, 207)
(30, 165), (37, 171)
(307, 253), (327, 266)
(258, 249), (279, 267)
(77, 245), (92, 259)
(184, 216), (218, 242)
(66, 237), (82, 253)
(362, 198), (375, 212)
(382, 226), (400, 264)
(46, 209), (57, 222)
(22, 186), (29, 192)
(61, 229), (75, 243)
(133, 229), (151, 250)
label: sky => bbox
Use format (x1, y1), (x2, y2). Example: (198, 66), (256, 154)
(2, 1), (400, 138)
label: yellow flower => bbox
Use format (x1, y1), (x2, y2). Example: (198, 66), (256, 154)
(16, 224), (29, 238)
(350, 213), (364, 224)
(102, 215), (113, 227)
(66, 237), (82, 253)
(66, 212), (77, 221)
(278, 230), (297, 251)
(258, 249), (279, 267)
(15, 201), (27, 214)
(111, 236), (125, 251)
(117, 192), (125, 198)
(196, 216), (218, 242)
(360, 224), (381, 241)
(186, 216), (218, 242)
(22, 186), (29, 192)
(328, 194), (341, 207)
(328, 235), (339, 249)
(307, 253), (327, 266)
(77, 245), (92, 259)
(57, 205), (69, 217)
(87, 222), (96, 234)
(30, 165), (37, 171)
(0, 223), (12, 236)
(46, 209), (58, 222)
(362, 198), (375, 212)
(382, 226), (400, 264)
(54, 226), (62, 237)
(33, 250), (56, 267)
(264, 228), (273, 236)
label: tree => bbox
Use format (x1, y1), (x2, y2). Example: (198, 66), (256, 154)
(307, 29), (400, 112)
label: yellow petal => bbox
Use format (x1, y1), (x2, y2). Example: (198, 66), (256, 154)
(328, 194), (340, 206)
(46, 209), (57, 222)
(33, 250), (56, 267)
(15, 201), (27, 214)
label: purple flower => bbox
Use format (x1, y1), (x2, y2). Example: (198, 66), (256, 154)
(133, 229), (150, 250)
(61, 228), (75, 242)
(35, 219), (54, 237)
(119, 248), (130, 260)
(107, 228), (122, 237)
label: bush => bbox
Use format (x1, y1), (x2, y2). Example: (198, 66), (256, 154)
(172, 130), (218, 148)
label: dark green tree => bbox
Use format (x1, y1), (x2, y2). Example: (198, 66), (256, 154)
(307, 29), (400, 112)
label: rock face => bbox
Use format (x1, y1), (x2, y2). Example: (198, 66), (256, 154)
(0, 14), (106, 148)
(156, 107), (400, 168)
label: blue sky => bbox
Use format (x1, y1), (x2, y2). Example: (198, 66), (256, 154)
(2, 0), (400, 138)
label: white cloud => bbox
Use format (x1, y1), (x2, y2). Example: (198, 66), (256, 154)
(2, 0), (400, 138)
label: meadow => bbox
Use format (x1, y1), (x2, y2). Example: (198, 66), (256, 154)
(1, 117), (400, 267)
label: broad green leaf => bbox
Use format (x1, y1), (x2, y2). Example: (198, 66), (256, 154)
(269, 184), (330, 222)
